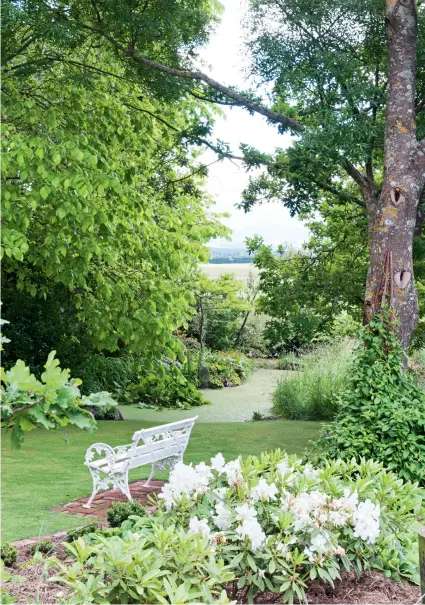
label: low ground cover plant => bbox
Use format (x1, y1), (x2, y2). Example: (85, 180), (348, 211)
(272, 339), (355, 420)
(1, 544), (17, 567)
(106, 501), (147, 527)
(27, 539), (54, 556)
(66, 524), (99, 543)
(318, 311), (425, 484)
(53, 451), (424, 604)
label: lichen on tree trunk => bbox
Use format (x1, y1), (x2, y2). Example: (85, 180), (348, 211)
(364, 0), (424, 349)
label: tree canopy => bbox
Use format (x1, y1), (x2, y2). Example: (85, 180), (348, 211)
(2, 44), (228, 359)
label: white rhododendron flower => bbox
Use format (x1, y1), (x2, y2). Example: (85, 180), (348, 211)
(353, 500), (380, 543)
(224, 458), (243, 486)
(303, 464), (319, 481)
(210, 452), (226, 472)
(157, 452), (384, 568)
(329, 489), (359, 527)
(291, 490), (328, 531)
(189, 516), (212, 538)
(195, 461), (213, 484)
(250, 478), (277, 502)
(235, 503), (257, 523)
(310, 533), (329, 553)
(158, 461), (210, 510)
(236, 518), (266, 551)
(213, 502), (233, 530)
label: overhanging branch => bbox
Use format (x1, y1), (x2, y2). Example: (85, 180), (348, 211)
(73, 22), (304, 133)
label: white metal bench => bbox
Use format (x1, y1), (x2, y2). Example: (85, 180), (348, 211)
(83, 416), (198, 508)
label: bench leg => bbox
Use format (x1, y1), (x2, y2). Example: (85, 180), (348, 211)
(116, 472), (132, 502)
(83, 468), (100, 509)
(83, 468), (132, 508)
(144, 455), (182, 487)
(83, 485), (98, 509)
(144, 465), (155, 487)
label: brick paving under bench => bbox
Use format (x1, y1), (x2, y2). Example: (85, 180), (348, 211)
(50, 480), (166, 521)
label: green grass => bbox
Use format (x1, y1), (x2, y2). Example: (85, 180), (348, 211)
(1, 419), (321, 542)
(273, 339), (355, 421)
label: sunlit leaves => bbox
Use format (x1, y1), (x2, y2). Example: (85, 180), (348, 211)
(1, 50), (228, 360)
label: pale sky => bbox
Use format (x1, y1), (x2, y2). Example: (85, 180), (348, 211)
(199, 0), (310, 249)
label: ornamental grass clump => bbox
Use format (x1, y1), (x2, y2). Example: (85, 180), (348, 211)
(272, 339), (355, 421)
(317, 310), (425, 484)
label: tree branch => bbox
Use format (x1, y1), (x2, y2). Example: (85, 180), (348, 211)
(123, 102), (244, 160)
(5, 398), (44, 422)
(313, 179), (366, 208)
(72, 21), (304, 132)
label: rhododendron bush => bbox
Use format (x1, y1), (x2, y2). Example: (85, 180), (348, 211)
(52, 451), (424, 604)
(154, 451), (423, 603)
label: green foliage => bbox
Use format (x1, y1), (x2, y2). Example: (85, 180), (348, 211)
(273, 339), (354, 420)
(66, 524), (99, 543)
(189, 274), (251, 351)
(2, 41), (227, 364)
(152, 451), (424, 601)
(276, 352), (301, 370)
(246, 217), (367, 353)
(75, 353), (139, 398)
(106, 501), (147, 528)
(27, 539), (54, 556)
(51, 524), (234, 604)
(318, 311), (425, 484)
(330, 311), (362, 339)
(1, 544), (17, 567)
(0, 591), (18, 605)
(203, 351), (254, 388)
(0, 350), (117, 446)
(1, 561), (26, 603)
(410, 346), (425, 388)
(252, 411), (264, 421)
(133, 360), (207, 409)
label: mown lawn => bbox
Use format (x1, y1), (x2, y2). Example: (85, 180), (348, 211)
(2, 419), (321, 542)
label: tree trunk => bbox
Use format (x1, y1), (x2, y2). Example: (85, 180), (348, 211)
(198, 298), (210, 388)
(364, 0), (422, 349)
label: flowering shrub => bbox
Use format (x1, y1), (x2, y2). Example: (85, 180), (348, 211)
(154, 451), (424, 602)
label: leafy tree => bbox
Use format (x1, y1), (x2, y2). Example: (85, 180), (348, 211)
(246, 205), (368, 352)
(248, 195), (425, 351)
(5, 0), (425, 350)
(190, 274), (250, 385)
(240, 0), (425, 349)
(2, 48), (227, 363)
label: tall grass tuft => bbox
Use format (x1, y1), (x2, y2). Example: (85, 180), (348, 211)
(272, 339), (356, 421)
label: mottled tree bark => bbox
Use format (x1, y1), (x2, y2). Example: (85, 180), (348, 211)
(364, 0), (425, 348)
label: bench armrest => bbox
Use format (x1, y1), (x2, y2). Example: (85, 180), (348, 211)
(85, 442), (132, 469)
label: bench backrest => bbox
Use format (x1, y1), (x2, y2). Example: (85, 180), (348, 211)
(85, 417), (198, 474)
(127, 417), (197, 469)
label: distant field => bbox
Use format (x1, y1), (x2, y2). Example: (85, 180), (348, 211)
(200, 263), (259, 281)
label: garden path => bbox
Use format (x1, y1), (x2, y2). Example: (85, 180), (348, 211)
(119, 368), (285, 423)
